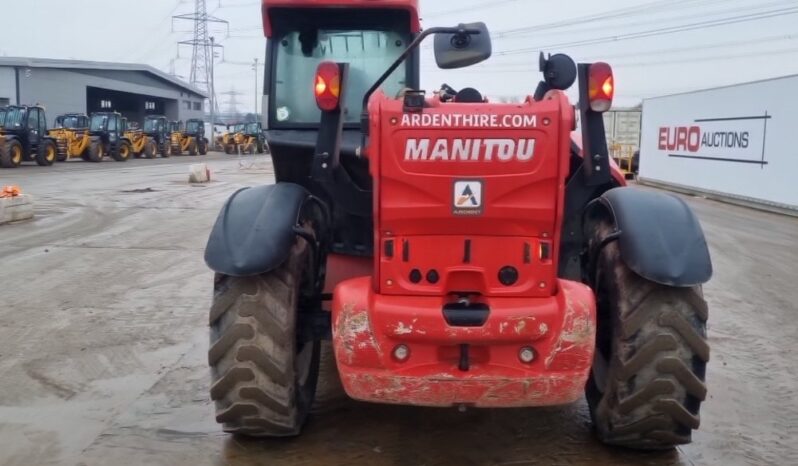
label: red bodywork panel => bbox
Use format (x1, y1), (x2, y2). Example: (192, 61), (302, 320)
(333, 277), (595, 407)
(329, 91), (599, 407)
(369, 93), (574, 298)
(261, 0), (421, 37)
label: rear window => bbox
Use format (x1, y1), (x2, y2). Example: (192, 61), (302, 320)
(269, 9), (412, 127)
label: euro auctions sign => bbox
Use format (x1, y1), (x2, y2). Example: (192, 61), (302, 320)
(657, 114), (771, 166)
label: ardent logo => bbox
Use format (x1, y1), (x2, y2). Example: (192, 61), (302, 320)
(453, 181), (483, 216)
(405, 138), (536, 162)
(456, 185), (479, 207)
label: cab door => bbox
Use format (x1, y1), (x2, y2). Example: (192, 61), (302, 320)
(107, 115), (120, 149)
(26, 108), (41, 151)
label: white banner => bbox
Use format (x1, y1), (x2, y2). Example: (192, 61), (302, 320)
(640, 75), (798, 208)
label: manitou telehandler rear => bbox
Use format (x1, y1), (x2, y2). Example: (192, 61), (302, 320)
(204, 0), (712, 450)
(48, 113), (91, 162)
(0, 105), (57, 168)
(170, 118), (209, 156)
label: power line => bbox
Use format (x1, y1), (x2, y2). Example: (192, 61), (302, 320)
(492, 0), (795, 40)
(494, 6), (798, 56)
(128, 0), (187, 62)
(423, 0), (525, 19)
(419, 0), (745, 51)
(434, 46), (798, 74)
(477, 33), (798, 70)
(492, 0), (712, 38)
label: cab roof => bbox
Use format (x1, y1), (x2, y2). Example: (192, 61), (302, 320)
(261, 0), (420, 37)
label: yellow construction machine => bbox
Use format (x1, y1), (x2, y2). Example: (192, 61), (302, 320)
(121, 118), (157, 158)
(610, 143), (639, 180)
(217, 123), (245, 154)
(236, 122), (266, 155)
(170, 118), (208, 156)
(48, 113), (92, 161)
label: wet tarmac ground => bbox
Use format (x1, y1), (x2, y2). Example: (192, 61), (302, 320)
(0, 154), (796, 466)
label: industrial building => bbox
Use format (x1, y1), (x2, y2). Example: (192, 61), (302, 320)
(0, 57), (206, 127)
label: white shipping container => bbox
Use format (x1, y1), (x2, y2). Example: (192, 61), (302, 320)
(640, 75), (798, 209)
(604, 109), (642, 148)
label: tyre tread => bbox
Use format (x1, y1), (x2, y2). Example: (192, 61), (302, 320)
(587, 220), (709, 450)
(208, 239), (318, 437)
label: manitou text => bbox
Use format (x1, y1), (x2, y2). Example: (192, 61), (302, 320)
(404, 138), (537, 162)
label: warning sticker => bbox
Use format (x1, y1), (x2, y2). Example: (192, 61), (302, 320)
(453, 180), (483, 216)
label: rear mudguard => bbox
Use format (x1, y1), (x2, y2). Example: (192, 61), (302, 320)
(584, 187), (712, 287)
(205, 183), (311, 276)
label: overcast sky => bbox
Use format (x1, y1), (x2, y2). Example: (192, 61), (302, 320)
(2, 0), (798, 111)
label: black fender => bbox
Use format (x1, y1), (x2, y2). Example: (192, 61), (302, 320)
(205, 183), (312, 277)
(584, 187), (712, 287)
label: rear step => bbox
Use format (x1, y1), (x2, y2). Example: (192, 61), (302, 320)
(442, 301), (490, 327)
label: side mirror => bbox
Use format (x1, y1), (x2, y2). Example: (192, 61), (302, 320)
(434, 22), (492, 70)
(540, 53), (577, 91)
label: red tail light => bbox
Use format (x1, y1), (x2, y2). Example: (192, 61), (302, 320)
(315, 61), (341, 112)
(588, 62), (614, 112)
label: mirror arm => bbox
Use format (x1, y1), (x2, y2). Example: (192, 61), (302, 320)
(360, 26), (478, 136)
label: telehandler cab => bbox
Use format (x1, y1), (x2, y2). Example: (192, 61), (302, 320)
(143, 115), (171, 158)
(0, 105), (58, 168)
(48, 113), (91, 162)
(204, 0), (712, 450)
(87, 112), (133, 162)
(170, 118), (208, 156)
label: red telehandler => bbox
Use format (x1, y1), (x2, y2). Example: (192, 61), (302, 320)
(204, 0), (712, 450)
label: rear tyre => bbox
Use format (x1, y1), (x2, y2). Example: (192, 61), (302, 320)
(112, 141), (132, 162)
(171, 145), (181, 156)
(586, 220), (709, 450)
(188, 139), (198, 156)
(209, 237), (321, 437)
(144, 140), (157, 159)
(36, 140), (57, 166)
(160, 143), (170, 158)
(199, 140), (208, 155)
(256, 141), (265, 154)
(0, 140), (23, 168)
(87, 140), (104, 163)
(224, 144), (234, 155)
